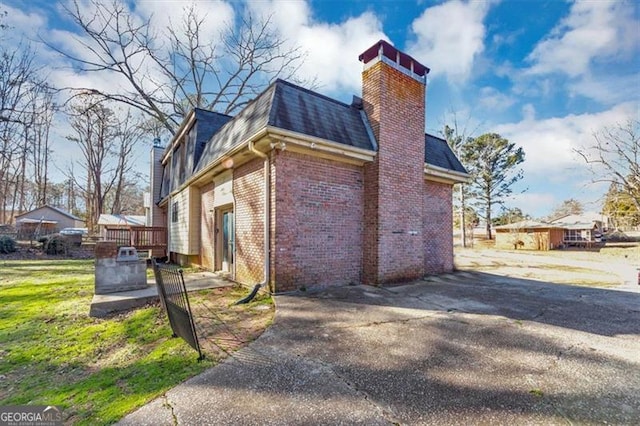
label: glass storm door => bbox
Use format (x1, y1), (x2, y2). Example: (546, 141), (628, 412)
(221, 210), (234, 272)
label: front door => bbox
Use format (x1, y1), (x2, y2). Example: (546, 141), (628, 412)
(220, 208), (234, 273)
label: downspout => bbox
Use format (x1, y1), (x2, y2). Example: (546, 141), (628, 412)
(236, 140), (271, 303)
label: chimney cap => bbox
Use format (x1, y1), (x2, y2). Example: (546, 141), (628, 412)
(358, 40), (430, 77)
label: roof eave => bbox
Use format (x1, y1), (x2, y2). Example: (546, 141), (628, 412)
(159, 126), (378, 203)
(424, 163), (471, 184)
(266, 126), (376, 164)
(161, 110), (197, 164)
(159, 127), (271, 202)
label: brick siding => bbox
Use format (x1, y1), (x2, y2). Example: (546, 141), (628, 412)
(273, 150), (364, 292)
(423, 180), (454, 274)
(94, 241), (117, 260)
(233, 158), (266, 285)
(362, 60), (426, 283)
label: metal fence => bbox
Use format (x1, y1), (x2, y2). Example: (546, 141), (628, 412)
(152, 259), (203, 360)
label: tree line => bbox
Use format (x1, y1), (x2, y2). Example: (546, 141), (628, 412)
(446, 117), (640, 244)
(0, 0), (307, 232)
(1, 1), (636, 236)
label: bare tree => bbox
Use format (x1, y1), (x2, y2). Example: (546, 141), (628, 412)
(443, 113), (480, 248)
(109, 110), (144, 214)
(0, 12), (48, 223)
(48, 0), (308, 136)
(65, 95), (144, 231)
(576, 119), (639, 211)
(27, 88), (56, 206)
(548, 198), (584, 220)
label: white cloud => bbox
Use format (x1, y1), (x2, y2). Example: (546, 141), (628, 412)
(0, 3), (48, 40)
(526, 0), (638, 77)
(568, 73), (640, 106)
(246, 0), (387, 92)
(521, 104), (535, 121)
(478, 86), (516, 111)
(407, 0), (492, 82)
(135, 0), (234, 43)
(494, 102), (637, 177)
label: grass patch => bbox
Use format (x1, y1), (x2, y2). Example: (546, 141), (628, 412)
(0, 259), (273, 424)
(529, 388), (544, 398)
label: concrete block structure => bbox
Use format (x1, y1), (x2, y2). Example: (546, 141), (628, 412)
(94, 241), (147, 294)
(150, 40), (469, 293)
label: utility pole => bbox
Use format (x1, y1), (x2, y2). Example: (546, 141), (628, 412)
(460, 183), (466, 248)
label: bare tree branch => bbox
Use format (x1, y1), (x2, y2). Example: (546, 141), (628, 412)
(575, 119), (640, 211)
(47, 0), (311, 136)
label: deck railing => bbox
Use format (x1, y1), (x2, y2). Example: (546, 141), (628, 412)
(104, 226), (167, 250)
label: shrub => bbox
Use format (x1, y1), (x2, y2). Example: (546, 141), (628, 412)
(0, 235), (16, 254)
(43, 234), (70, 255)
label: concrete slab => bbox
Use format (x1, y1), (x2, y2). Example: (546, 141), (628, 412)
(118, 272), (640, 425)
(89, 271), (233, 317)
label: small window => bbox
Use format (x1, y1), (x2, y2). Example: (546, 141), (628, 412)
(171, 201), (179, 223)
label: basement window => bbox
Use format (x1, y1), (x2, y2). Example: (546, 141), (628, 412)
(171, 201), (179, 223)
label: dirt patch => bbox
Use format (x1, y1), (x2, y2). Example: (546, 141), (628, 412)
(189, 287), (275, 359)
(455, 246), (638, 289)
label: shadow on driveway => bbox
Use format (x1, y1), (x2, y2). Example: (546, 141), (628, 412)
(291, 271), (640, 337)
(119, 273), (640, 425)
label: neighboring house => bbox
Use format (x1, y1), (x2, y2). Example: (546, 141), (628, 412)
(97, 214), (147, 236)
(494, 220), (565, 251)
(550, 212), (606, 243)
(15, 205), (85, 239)
(149, 40), (470, 293)
(495, 213), (606, 250)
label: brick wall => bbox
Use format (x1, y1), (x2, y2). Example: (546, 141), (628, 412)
(362, 60), (426, 283)
(149, 146), (165, 227)
(234, 158), (265, 285)
(273, 150), (364, 292)
(423, 180), (454, 274)
(94, 240), (117, 260)
(200, 182), (215, 270)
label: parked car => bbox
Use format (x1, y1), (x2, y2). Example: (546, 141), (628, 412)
(59, 228), (88, 236)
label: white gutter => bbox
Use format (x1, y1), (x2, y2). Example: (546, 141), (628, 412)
(266, 126), (377, 163)
(247, 140), (271, 292)
(163, 128), (270, 200)
(424, 163), (471, 184)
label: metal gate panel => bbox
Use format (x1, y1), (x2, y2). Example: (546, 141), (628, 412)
(152, 259), (203, 360)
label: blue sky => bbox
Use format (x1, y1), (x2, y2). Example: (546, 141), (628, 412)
(1, 0), (639, 218)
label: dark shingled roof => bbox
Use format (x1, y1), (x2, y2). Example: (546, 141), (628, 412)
(193, 109), (232, 170)
(194, 80), (375, 173)
(425, 134), (467, 174)
(193, 79), (466, 176)
(270, 81), (373, 150)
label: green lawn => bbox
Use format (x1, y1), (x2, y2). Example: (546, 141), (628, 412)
(0, 259), (214, 425)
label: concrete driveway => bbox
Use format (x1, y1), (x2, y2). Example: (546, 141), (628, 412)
(119, 272), (640, 425)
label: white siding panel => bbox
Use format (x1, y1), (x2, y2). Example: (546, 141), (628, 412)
(169, 189), (190, 254)
(169, 186), (201, 255)
(188, 186), (201, 254)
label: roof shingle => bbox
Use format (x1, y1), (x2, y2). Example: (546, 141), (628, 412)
(193, 79), (466, 176)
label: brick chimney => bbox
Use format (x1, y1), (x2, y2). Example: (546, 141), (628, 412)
(359, 40), (430, 284)
(149, 140), (165, 227)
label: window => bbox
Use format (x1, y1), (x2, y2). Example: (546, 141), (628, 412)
(171, 201), (179, 223)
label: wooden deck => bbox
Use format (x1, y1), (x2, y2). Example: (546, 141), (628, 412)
(104, 226), (167, 252)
